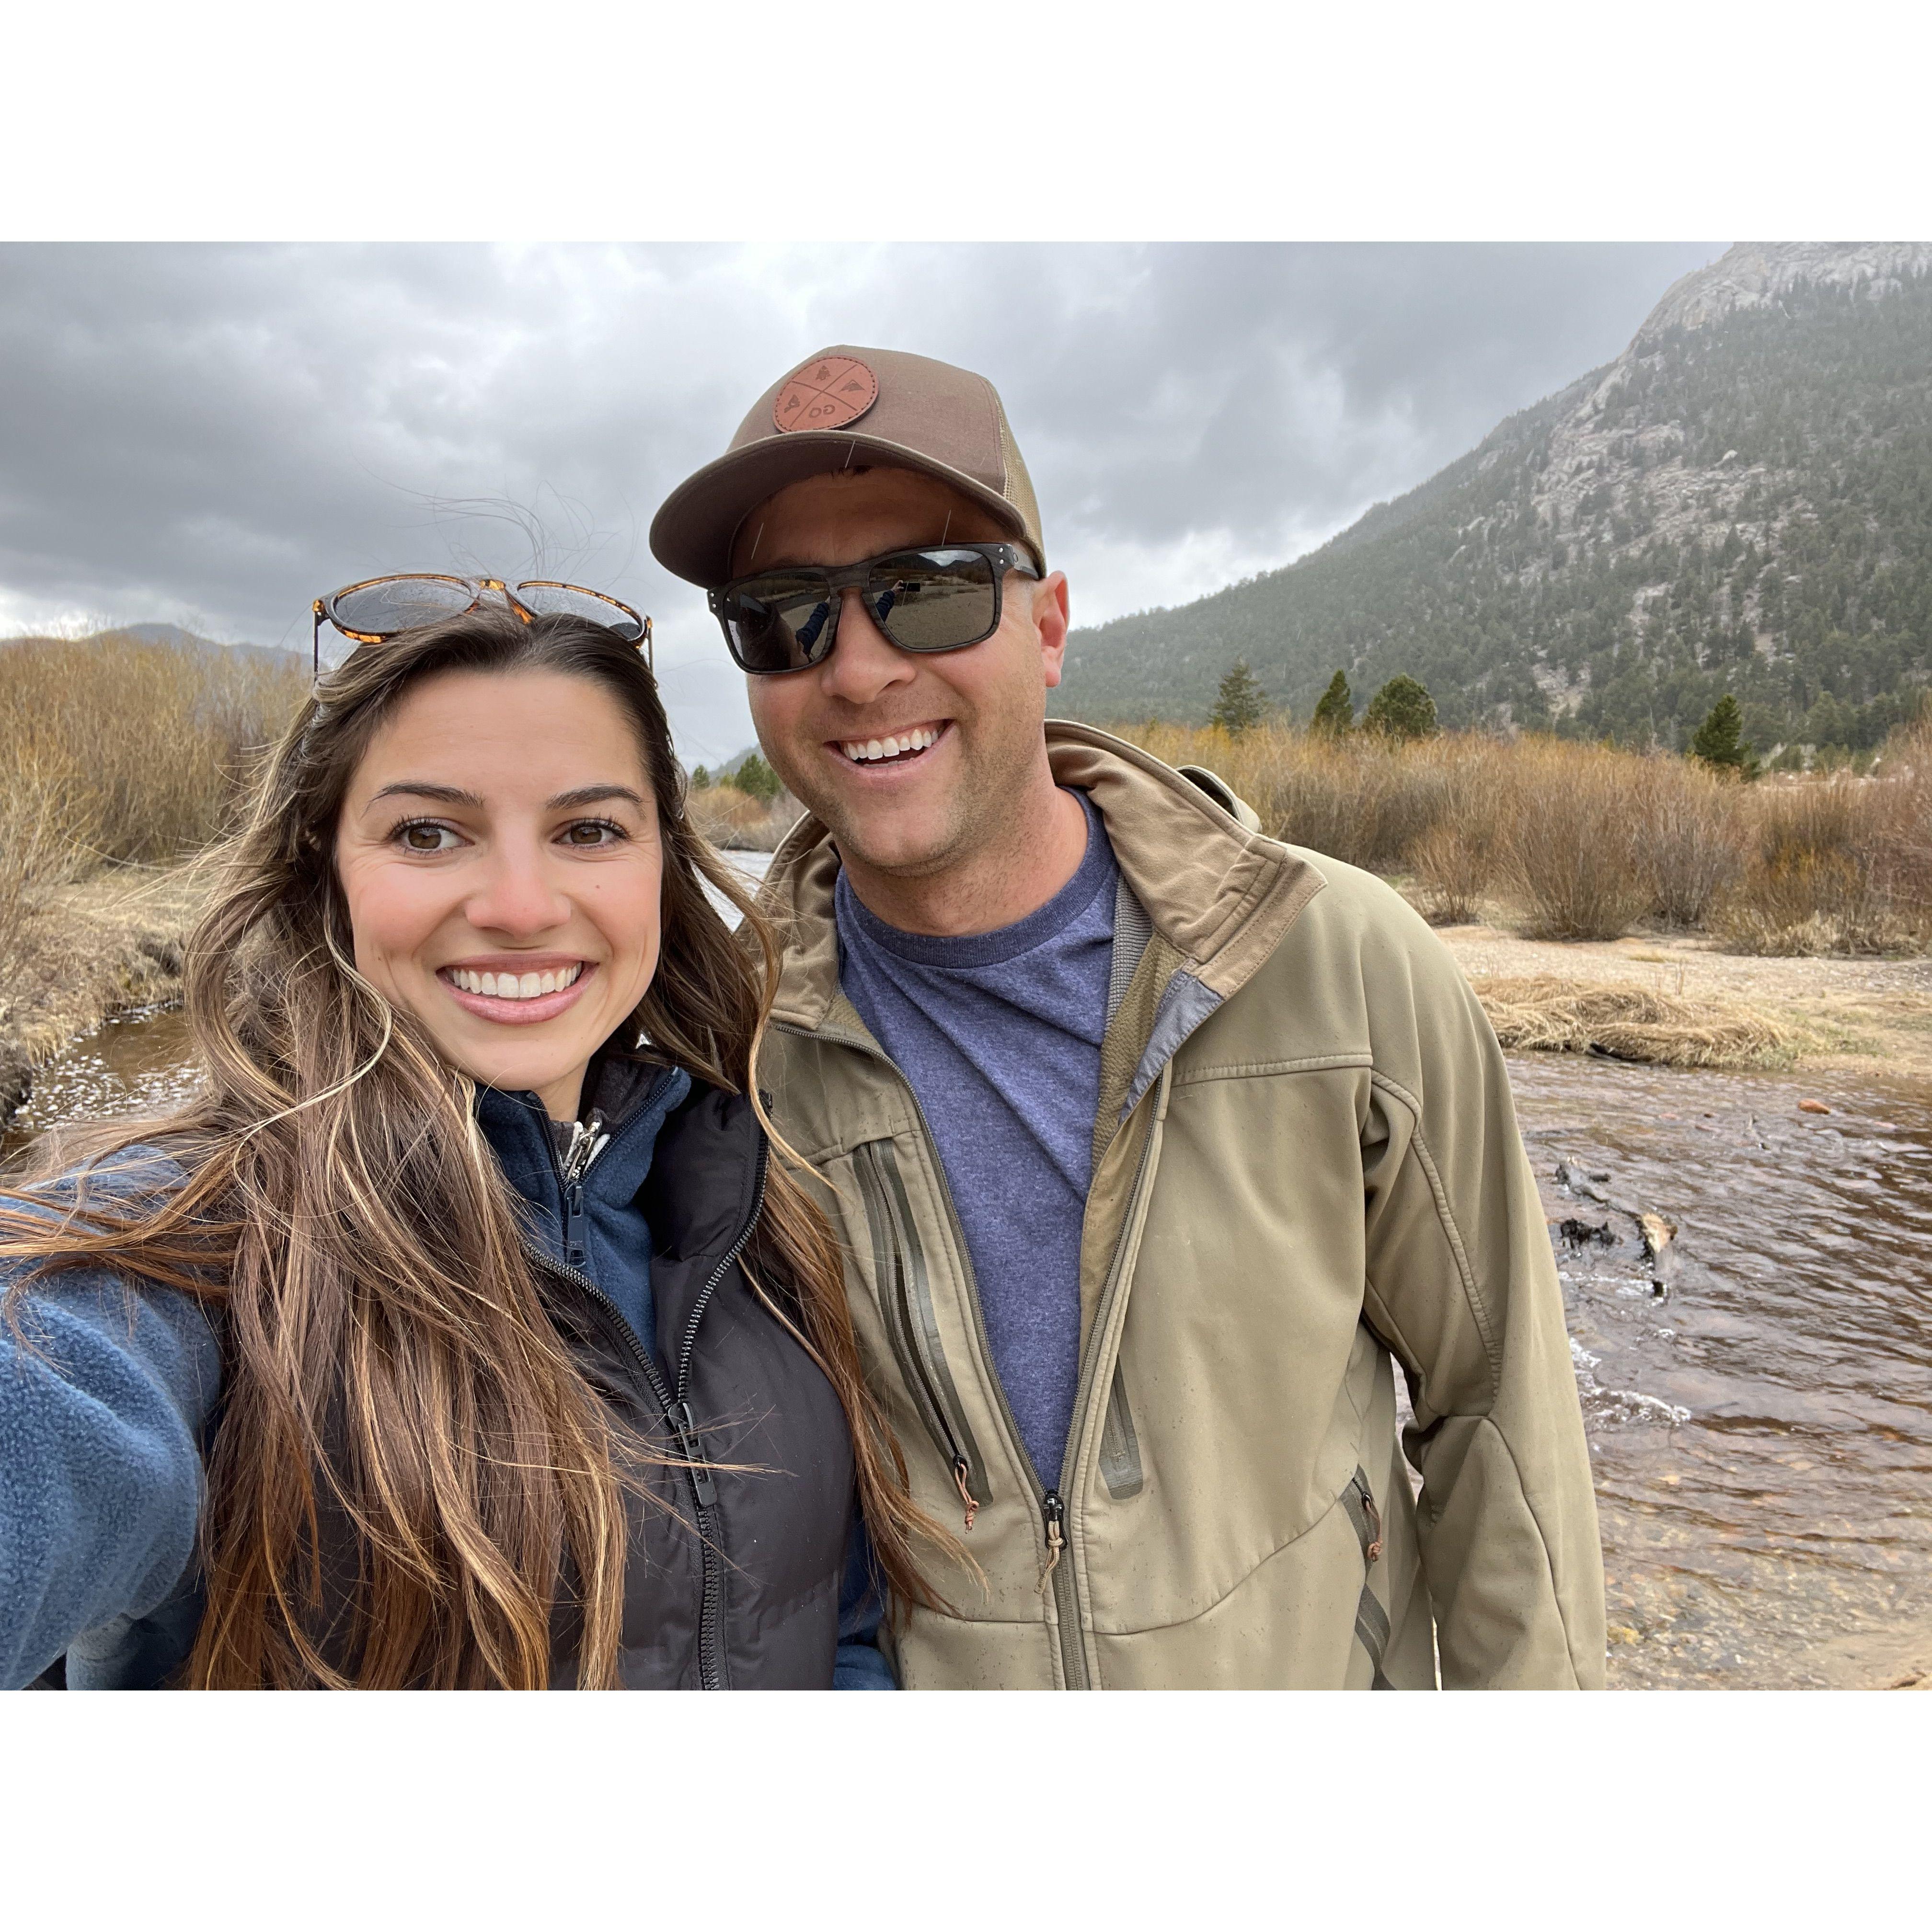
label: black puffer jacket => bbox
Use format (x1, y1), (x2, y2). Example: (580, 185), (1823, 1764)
(478, 1062), (859, 1690)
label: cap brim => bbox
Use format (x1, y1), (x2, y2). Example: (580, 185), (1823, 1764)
(648, 431), (1036, 588)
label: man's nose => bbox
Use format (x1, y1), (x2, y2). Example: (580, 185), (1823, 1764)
(464, 841), (572, 937)
(818, 586), (915, 705)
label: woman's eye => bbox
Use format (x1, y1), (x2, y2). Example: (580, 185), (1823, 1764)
(561, 818), (625, 848)
(396, 821), (460, 853)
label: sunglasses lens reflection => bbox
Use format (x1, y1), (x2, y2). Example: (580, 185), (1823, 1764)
(516, 583), (643, 641)
(720, 575), (840, 673)
(332, 578), (475, 634)
(866, 549), (998, 650)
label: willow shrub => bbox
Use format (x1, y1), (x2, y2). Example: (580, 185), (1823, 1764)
(0, 634), (308, 973)
(0, 633), (309, 866)
(1113, 716), (1932, 952)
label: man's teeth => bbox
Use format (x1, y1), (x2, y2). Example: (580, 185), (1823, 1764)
(841, 725), (941, 764)
(450, 964), (584, 1000)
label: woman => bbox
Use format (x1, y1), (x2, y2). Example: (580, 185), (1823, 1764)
(0, 590), (945, 1689)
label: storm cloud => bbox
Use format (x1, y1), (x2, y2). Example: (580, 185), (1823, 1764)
(0, 242), (1723, 763)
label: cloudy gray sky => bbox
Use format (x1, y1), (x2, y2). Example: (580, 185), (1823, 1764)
(0, 242), (1724, 765)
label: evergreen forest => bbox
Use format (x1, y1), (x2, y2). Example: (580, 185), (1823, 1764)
(1052, 266), (1932, 759)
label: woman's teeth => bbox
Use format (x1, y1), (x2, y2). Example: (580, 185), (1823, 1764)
(841, 725), (940, 764)
(450, 964), (584, 1000)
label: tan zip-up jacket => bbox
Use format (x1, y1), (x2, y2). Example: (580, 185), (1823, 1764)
(757, 722), (1605, 1689)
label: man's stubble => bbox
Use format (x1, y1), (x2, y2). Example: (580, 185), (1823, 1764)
(767, 675), (1048, 892)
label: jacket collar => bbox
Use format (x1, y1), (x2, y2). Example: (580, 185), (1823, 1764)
(762, 719), (1325, 1035)
(474, 1054), (690, 1239)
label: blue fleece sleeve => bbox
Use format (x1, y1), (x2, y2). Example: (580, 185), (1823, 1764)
(833, 1510), (896, 1690)
(0, 1192), (222, 1689)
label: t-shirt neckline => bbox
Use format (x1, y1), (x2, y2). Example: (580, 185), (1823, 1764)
(834, 790), (1114, 971)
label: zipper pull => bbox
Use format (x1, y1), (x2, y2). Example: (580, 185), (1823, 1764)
(671, 1400), (718, 1507)
(564, 1182), (589, 1269)
(559, 1109), (608, 1185)
(1353, 1472), (1383, 1564)
(952, 1456), (981, 1532)
(1037, 1489), (1066, 1594)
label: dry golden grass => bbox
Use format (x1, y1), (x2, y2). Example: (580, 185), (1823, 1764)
(0, 632), (307, 858)
(685, 784), (804, 852)
(1500, 740), (1656, 941)
(1127, 721), (1452, 872)
(1109, 717), (1932, 955)
(0, 755), (83, 977)
(1470, 975), (1790, 1069)
(0, 632), (308, 979)
(1714, 735), (1932, 954)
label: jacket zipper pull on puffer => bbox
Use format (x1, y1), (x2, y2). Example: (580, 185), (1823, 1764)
(1038, 1490), (1067, 1594)
(670, 1399), (718, 1506)
(953, 1456), (981, 1531)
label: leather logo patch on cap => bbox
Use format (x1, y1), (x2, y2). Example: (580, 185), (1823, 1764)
(773, 356), (878, 433)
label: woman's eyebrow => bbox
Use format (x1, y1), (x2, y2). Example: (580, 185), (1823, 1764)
(362, 782), (647, 811)
(546, 785), (648, 811)
(367, 782), (485, 808)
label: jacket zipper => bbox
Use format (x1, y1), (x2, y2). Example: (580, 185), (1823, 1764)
(557, 1109), (608, 1269)
(853, 1139), (989, 1530)
(522, 1123), (769, 1692)
(791, 1022), (1169, 1691)
(1042, 1076), (1167, 1687)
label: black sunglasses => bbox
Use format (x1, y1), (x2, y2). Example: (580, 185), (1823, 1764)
(708, 542), (1039, 676)
(312, 574), (652, 679)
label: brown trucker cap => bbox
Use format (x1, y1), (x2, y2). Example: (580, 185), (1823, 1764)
(649, 345), (1045, 588)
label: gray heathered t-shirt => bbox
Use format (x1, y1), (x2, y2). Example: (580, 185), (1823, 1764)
(836, 792), (1115, 1485)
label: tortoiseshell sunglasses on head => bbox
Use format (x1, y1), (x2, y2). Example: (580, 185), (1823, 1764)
(311, 574), (652, 678)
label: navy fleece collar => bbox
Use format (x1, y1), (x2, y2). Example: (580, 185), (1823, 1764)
(474, 1058), (690, 1272)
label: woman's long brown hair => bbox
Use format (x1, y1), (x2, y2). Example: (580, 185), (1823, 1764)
(0, 607), (950, 1687)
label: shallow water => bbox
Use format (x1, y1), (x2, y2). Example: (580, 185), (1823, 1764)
(1, 1004), (202, 1163)
(1507, 1054), (1932, 1688)
(6, 853), (1927, 1687)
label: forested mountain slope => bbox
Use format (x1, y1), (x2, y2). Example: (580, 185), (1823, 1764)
(1052, 243), (1932, 755)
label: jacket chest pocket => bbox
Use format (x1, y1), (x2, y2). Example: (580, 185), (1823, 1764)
(851, 1138), (990, 1530)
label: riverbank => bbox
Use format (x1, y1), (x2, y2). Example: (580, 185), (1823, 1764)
(0, 864), (207, 1124)
(1437, 920), (1932, 1082)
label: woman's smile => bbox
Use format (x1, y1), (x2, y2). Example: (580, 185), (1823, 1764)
(438, 954), (598, 1023)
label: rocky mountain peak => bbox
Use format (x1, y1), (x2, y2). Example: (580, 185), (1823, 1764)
(1637, 241), (1932, 344)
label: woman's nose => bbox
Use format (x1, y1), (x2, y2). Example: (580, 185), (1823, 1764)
(464, 844), (572, 937)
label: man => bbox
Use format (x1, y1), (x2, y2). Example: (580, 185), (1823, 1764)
(650, 346), (1605, 1689)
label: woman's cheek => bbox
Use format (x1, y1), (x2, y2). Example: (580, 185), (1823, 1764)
(616, 867), (665, 1008)
(347, 862), (438, 1000)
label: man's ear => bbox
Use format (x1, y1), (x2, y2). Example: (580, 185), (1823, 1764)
(1034, 572), (1071, 689)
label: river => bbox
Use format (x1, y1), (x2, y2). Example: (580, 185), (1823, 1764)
(5, 848), (1927, 1689)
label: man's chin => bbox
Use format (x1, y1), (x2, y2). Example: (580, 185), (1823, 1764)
(814, 795), (961, 880)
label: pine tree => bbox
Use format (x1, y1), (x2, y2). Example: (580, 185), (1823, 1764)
(1363, 674), (1438, 742)
(1311, 669), (1354, 736)
(735, 751), (782, 803)
(1689, 693), (1759, 777)
(1209, 660), (1267, 735)
(690, 764), (713, 791)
